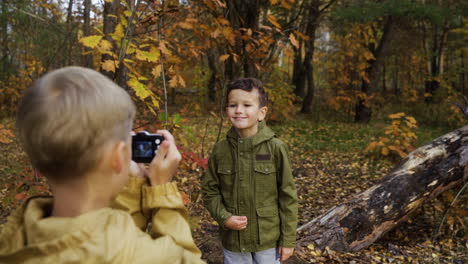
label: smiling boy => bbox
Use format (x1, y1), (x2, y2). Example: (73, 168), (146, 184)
(202, 78), (298, 263)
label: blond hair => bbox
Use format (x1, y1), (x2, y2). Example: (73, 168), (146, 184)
(16, 66), (136, 181)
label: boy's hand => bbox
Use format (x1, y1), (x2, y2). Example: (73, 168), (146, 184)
(147, 130), (181, 186)
(278, 247), (294, 261)
(129, 161), (146, 178)
(224, 215), (247, 230)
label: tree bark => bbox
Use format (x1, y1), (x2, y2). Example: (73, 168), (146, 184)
(101, 0), (119, 79)
(83, 0), (92, 67)
(297, 125), (468, 252)
(355, 17), (396, 123)
(1, 0), (9, 79)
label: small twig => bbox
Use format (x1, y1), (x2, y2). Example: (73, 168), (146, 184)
(433, 181), (467, 241)
(118, 0), (141, 63)
(215, 80), (227, 143)
(158, 1), (168, 128)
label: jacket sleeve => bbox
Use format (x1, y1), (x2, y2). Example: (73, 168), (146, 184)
(201, 151), (232, 229)
(110, 176), (149, 230)
(128, 182), (205, 263)
(276, 142), (298, 248)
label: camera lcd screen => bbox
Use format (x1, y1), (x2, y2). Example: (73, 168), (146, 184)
(133, 141), (153, 158)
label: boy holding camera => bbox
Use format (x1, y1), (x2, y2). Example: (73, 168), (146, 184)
(0, 67), (204, 263)
(202, 78), (298, 263)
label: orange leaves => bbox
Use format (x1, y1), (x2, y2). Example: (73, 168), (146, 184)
(219, 54), (230, 62)
(268, 15), (282, 29)
(101, 60), (118, 73)
(289, 33), (299, 49)
(0, 124), (14, 144)
(366, 113), (418, 158)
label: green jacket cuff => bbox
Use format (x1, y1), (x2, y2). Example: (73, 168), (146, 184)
(279, 238), (296, 248)
(217, 212), (233, 230)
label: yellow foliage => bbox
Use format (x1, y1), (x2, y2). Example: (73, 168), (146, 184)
(219, 54), (230, 62)
(101, 60), (118, 73)
(79, 35), (103, 48)
(366, 112), (418, 159)
(128, 78), (150, 100)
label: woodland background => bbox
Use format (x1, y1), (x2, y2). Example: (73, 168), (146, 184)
(0, 0), (467, 263)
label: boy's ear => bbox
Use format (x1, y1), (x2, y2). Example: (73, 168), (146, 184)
(110, 141), (127, 174)
(258, 106), (268, 122)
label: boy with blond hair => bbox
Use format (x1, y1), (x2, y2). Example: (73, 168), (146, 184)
(0, 66), (204, 263)
(202, 78), (298, 263)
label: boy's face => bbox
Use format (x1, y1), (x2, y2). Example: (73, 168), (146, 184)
(226, 89), (267, 138)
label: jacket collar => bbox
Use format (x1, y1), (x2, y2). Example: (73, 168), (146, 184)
(226, 121), (275, 148)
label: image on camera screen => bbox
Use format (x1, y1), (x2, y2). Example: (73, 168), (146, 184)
(134, 141), (153, 158)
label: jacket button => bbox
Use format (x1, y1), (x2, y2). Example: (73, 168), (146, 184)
(239, 140), (243, 143)
(240, 152), (244, 156)
(265, 168), (269, 172)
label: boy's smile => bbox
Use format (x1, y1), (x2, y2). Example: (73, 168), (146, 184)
(226, 89), (267, 138)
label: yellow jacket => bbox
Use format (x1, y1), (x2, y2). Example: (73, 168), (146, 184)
(0, 177), (204, 264)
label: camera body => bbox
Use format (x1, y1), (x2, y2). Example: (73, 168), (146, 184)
(132, 131), (165, 163)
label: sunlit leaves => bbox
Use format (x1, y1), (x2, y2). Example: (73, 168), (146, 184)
(128, 78), (150, 100)
(366, 113), (418, 158)
(101, 60), (118, 73)
(0, 124), (14, 144)
(79, 35), (103, 48)
(289, 33), (299, 48)
(219, 54), (230, 62)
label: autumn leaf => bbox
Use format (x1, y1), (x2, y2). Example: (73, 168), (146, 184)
(219, 54), (230, 62)
(112, 24), (125, 42)
(178, 75), (186, 88)
(268, 15), (281, 29)
(152, 64), (162, 77)
(128, 78), (150, 100)
(178, 22), (193, 29)
(79, 35), (103, 48)
(159, 42), (171, 55)
(289, 33), (299, 49)
(389, 112), (405, 119)
(180, 191), (190, 205)
(101, 60), (118, 73)
(99, 39), (113, 51)
(169, 77), (178, 88)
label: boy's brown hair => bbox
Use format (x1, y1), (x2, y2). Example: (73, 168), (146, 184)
(16, 66), (136, 181)
(226, 77), (268, 107)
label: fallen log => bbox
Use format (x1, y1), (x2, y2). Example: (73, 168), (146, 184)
(297, 125), (468, 252)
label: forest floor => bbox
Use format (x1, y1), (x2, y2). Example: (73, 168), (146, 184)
(0, 115), (466, 263)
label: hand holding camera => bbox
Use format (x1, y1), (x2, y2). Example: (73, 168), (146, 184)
(131, 130), (181, 186)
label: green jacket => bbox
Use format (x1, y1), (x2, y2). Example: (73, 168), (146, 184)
(202, 122), (298, 252)
(0, 178), (204, 263)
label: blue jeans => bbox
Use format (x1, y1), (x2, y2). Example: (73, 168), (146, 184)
(223, 248), (280, 264)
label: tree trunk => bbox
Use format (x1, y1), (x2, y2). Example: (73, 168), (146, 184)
(224, 0), (269, 79)
(101, 0), (119, 79)
(1, 0), (9, 79)
(300, 20), (317, 114)
(292, 45), (306, 98)
(207, 50), (218, 102)
(83, 0), (92, 68)
(297, 125), (468, 252)
(424, 23), (449, 103)
(355, 17), (395, 123)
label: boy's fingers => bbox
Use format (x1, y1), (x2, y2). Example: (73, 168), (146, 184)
(157, 130), (175, 143)
(154, 141), (170, 161)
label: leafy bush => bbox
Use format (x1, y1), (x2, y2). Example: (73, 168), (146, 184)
(366, 112), (418, 158)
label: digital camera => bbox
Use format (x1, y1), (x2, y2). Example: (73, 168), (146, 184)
(132, 131), (165, 163)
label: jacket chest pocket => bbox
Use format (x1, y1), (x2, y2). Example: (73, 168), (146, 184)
(254, 162), (277, 199)
(218, 165), (235, 204)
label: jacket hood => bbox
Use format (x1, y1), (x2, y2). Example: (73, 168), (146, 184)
(226, 121), (275, 147)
